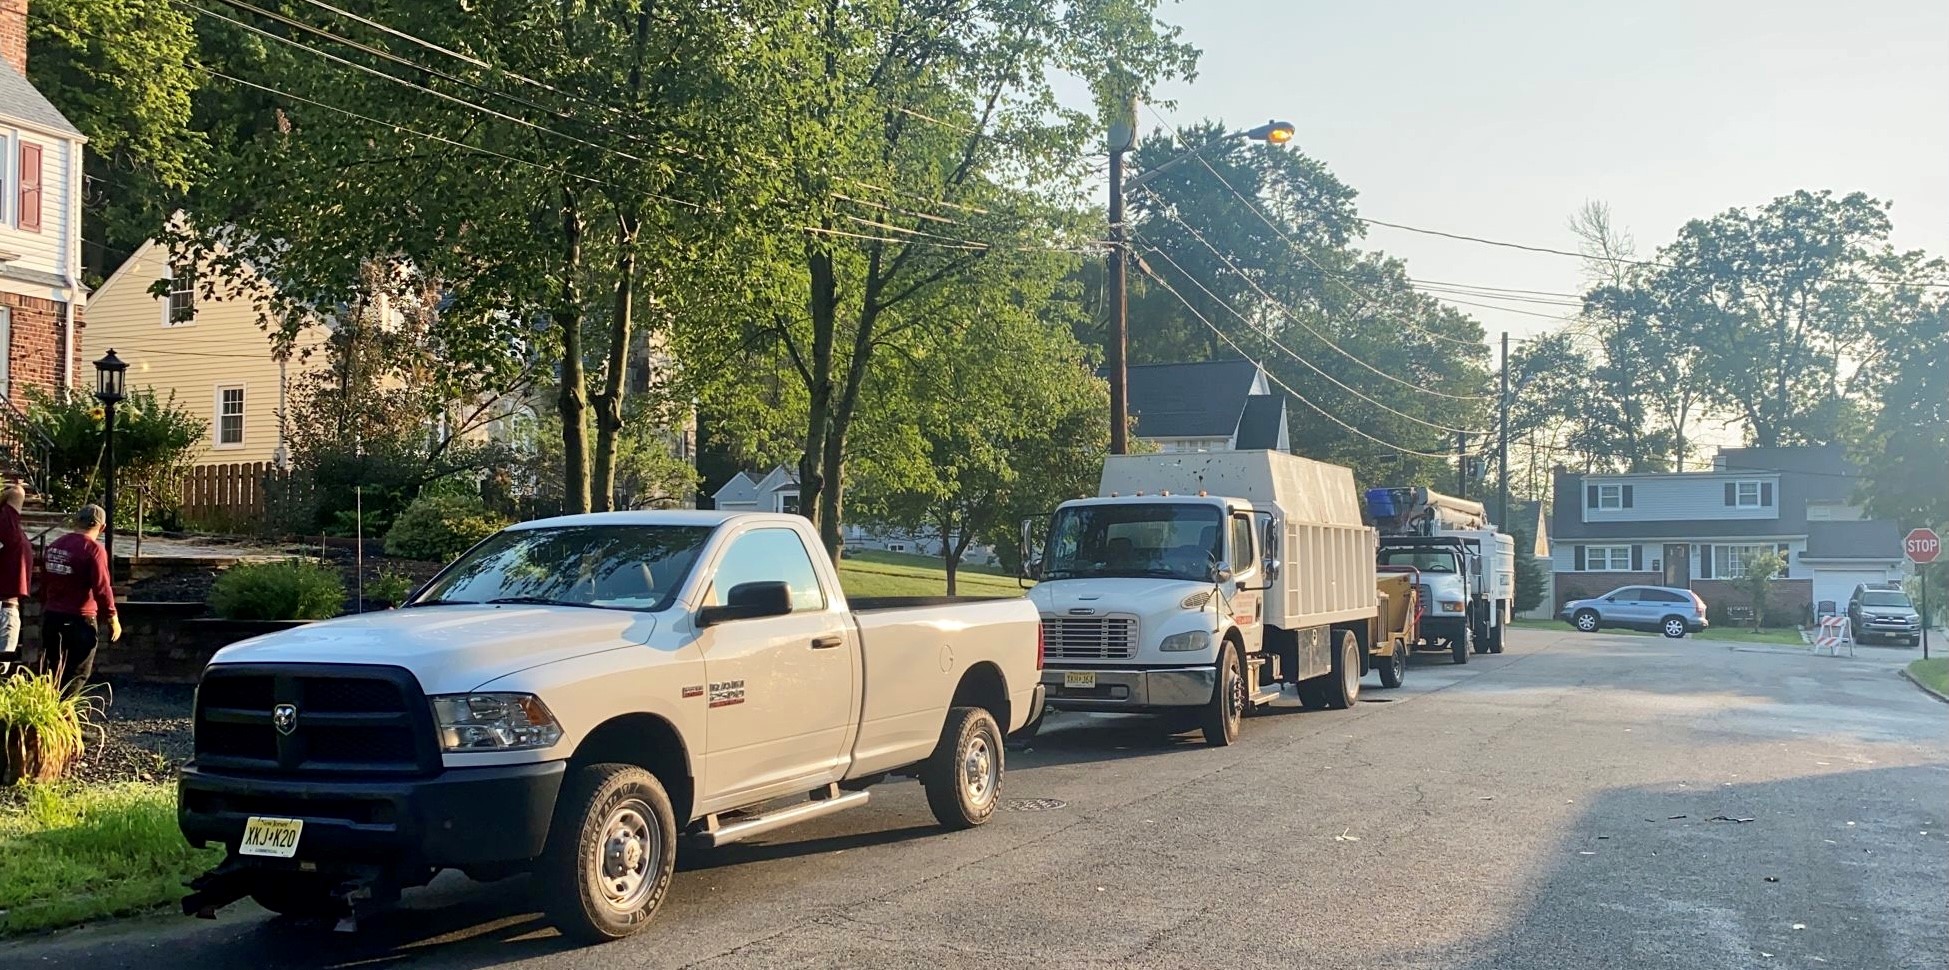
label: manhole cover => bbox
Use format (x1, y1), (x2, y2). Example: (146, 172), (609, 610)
(1002, 798), (1068, 812)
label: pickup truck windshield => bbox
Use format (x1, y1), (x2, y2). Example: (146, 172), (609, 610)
(1043, 503), (1223, 582)
(1859, 591), (1911, 608)
(410, 525), (711, 612)
(1379, 548), (1461, 574)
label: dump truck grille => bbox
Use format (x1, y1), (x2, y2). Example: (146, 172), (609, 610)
(1042, 616), (1138, 660)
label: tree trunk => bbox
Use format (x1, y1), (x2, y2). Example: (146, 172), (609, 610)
(800, 247), (837, 540)
(940, 512), (959, 596)
(592, 210), (638, 513)
(556, 185), (591, 514)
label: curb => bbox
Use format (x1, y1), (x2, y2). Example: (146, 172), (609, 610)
(1898, 667), (1949, 705)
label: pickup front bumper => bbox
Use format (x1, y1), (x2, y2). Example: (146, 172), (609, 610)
(1040, 666), (1216, 711)
(179, 760), (566, 870)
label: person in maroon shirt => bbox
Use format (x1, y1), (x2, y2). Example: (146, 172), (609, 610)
(41, 504), (120, 687)
(0, 484), (29, 674)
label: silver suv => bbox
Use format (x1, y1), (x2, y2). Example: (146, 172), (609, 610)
(1559, 585), (1709, 639)
(1847, 585), (1921, 646)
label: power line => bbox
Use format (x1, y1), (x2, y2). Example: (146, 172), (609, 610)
(177, 1), (655, 168)
(1129, 252), (1455, 460)
(1137, 105), (1492, 350)
(1362, 216), (1949, 290)
(1136, 237), (1487, 436)
(1141, 204), (1493, 402)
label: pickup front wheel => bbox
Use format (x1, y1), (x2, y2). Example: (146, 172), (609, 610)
(537, 764), (678, 945)
(923, 706), (1003, 830)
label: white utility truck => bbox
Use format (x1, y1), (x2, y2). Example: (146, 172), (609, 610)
(177, 511), (1043, 943)
(1025, 451), (1378, 746)
(1365, 486), (1516, 661)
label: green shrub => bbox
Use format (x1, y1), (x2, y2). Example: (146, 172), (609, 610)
(384, 492), (508, 563)
(209, 559), (346, 621)
(0, 671), (104, 785)
(367, 570), (417, 607)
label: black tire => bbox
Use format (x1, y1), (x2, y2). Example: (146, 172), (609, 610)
(1201, 640), (1245, 746)
(1573, 609), (1600, 634)
(1451, 624), (1471, 664)
(1378, 639), (1407, 689)
(1660, 615), (1688, 639)
(536, 764), (677, 945)
(923, 706), (1003, 829)
(1319, 630), (1362, 709)
(248, 879), (341, 919)
(1488, 617), (1506, 654)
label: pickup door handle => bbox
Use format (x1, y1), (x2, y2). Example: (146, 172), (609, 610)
(810, 635), (845, 650)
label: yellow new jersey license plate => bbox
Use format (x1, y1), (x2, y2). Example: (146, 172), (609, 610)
(239, 816), (304, 858)
(1063, 671), (1097, 689)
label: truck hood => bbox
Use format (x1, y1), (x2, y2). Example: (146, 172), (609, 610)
(1029, 576), (1218, 615)
(208, 605), (660, 694)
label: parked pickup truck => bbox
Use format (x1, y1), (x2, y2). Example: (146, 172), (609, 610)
(178, 511), (1043, 943)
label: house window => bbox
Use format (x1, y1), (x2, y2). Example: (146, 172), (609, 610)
(1586, 546), (1632, 571)
(166, 264), (197, 325)
(1595, 485), (1622, 510)
(1726, 480), (1772, 508)
(216, 386), (245, 447)
(1714, 543), (1786, 579)
(776, 491), (800, 515)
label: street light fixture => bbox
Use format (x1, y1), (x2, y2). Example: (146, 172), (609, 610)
(1108, 114), (1297, 454)
(94, 349), (128, 560)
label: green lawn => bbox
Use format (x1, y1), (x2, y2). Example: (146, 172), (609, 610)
(837, 554), (1024, 599)
(0, 782), (221, 935)
(1511, 617), (1806, 646)
(1909, 658), (1949, 696)
(842, 548), (1010, 577)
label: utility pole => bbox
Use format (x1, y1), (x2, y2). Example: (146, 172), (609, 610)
(1455, 431), (1468, 500)
(1498, 331), (1510, 529)
(1106, 97), (1136, 455)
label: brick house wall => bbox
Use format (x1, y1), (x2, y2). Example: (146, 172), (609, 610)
(0, 0), (25, 74)
(0, 291), (76, 408)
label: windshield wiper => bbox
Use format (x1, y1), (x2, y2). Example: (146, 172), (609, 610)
(486, 596), (601, 609)
(404, 598), (474, 608)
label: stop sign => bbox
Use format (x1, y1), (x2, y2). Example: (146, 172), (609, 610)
(1908, 528), (1942, 565)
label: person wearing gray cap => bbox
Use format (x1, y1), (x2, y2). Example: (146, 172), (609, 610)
(40, 504), (120, 687)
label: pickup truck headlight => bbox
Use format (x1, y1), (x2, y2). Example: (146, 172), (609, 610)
(1440, 601), (1465, 613)
(1160, 630), (1212, 652)
(430, 693), (563, 751)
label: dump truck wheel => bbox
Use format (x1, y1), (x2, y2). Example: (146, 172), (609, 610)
(1200, 641), (1245, 746)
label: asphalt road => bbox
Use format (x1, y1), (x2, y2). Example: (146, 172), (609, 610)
(11, 628), (1947, 969)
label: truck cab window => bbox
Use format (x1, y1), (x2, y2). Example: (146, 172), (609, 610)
(1042, 503), (1225, 583)
(1230, 514), (1254, 573)
(710, 528), (827, 612)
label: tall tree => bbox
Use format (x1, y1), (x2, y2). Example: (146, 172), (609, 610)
(27, 0), (203, 281)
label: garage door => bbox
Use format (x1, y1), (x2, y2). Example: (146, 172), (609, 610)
(1812, 568), (1888, 616)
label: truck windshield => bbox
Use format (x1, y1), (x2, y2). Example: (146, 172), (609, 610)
(1379, 549), (1461, 574)
(1860, 591), (1911, 608)
(1042, 503), (1223, 582)
(409, 525), (712, 612)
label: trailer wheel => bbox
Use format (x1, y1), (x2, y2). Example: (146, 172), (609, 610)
(1378, 639), (1407, 688)
(1200, 641), (1245, 746)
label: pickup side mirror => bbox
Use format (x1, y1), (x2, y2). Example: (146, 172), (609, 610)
(698, 581), (793, 627)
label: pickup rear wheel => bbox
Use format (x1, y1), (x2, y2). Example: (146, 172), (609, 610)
(1200, 641), (1245, 746)
(537, 764), (677, 944)
(923, 706), (1003, 830)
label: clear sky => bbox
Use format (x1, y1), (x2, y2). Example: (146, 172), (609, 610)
(1142, 0), (1949, 351)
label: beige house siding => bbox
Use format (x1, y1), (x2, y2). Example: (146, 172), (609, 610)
(89, 239), (316, 467)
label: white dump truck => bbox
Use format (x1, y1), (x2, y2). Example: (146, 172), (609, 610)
(1365, 486), (1517, 660)
(1024, 451), (1379, 746)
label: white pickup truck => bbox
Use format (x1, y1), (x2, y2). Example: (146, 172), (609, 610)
(177, 511), (1043, 943)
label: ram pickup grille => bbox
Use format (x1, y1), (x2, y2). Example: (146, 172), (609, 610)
(193, 665), (439, 776)
(1043, 616), (1137, 660)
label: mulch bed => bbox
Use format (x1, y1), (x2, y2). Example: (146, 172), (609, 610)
(70, 680), (196, 786)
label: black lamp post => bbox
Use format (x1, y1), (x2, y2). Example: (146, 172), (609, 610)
(94, 349), (127, 558)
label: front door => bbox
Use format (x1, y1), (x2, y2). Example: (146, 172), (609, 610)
(698, 527), (855, 806)
(1226, 512), (1263, 653)
(1663, 544), (1690, 588)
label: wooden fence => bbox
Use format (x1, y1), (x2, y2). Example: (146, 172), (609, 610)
(177, 462), (314, 534)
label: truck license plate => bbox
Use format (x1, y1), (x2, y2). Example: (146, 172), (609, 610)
(239, 816), (304, 858)
(1063, 671), (1096, 689)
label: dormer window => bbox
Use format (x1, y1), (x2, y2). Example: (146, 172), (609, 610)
(1725, 480), (1772, 508)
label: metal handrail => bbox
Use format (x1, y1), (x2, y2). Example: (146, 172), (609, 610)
(0, 395), (55, 493)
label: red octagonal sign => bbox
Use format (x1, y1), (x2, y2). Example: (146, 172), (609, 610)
(1907, 528), (1942, 565)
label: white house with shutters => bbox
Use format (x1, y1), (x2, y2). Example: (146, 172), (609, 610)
(0, 10), (86, 407)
